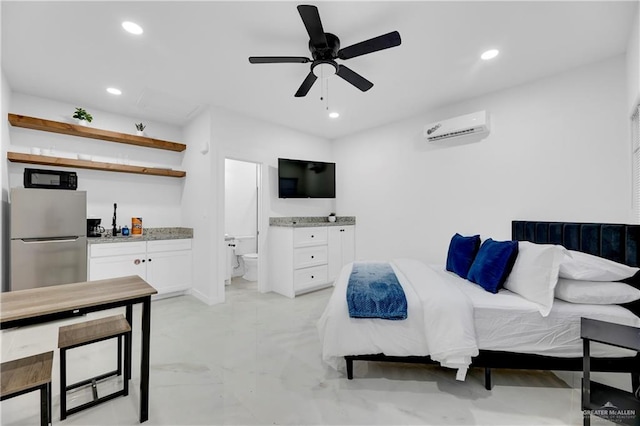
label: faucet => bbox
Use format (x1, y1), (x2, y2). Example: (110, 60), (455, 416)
(112, 203), (120, 236)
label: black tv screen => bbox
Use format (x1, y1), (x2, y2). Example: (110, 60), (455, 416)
(278, 158), (336, 198)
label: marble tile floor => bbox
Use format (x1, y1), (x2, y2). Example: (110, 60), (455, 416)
(0, 280), (629, 426)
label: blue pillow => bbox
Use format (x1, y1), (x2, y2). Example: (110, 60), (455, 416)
(467, 239), (519, 293)
(446, 233), (481, 279)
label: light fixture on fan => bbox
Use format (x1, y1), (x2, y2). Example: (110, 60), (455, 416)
(312, 60), (338, 78)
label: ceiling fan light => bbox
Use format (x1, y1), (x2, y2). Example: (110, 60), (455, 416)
(312, 62), (337, 78)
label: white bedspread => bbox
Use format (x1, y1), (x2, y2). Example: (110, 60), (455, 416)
(317, 259), (479, 380)
(318, 260), (640, 380)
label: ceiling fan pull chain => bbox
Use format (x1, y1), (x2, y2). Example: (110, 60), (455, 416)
(326, 79), (330, 111)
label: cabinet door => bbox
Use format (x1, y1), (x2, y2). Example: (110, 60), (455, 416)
(328, 227), (343, 282)
(89, 254), (147, 281)
(328, 226), (356, 282)
(341, 226), (355, 264)
(146, 250), (192, 294)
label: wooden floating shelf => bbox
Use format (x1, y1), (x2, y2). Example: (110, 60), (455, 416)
(7, 152), (186, 178)
(8, 113), (186, 152)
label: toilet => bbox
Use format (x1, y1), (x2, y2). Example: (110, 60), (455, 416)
(241, 253), (258, 281)
(233, 236), (258, 282)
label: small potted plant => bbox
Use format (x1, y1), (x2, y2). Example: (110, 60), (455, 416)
(135, 122), (146, 136)
(72, 107), (93, 126)
(328, 212), (337, 223)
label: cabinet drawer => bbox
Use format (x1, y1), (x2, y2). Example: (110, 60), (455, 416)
(293, 227), (327, 247)
(293, 246), (327, 269)
(90, 241), (146, 258)
(293, 265), (328, 292)
(147, 239), (192, 253)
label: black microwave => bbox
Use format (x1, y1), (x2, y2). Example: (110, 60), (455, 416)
(24, 168), (77, 190)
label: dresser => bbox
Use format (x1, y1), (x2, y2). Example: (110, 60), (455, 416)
(268, 217), (355, 298)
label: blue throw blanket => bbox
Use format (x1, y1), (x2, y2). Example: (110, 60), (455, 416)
(346, 262), (407, 320)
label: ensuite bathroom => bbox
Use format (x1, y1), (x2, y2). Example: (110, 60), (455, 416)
(224, 158), (259, 290)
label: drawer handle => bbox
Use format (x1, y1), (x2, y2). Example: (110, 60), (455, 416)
(311, 275), (314, 279)
(134, 259), (141, 265)
(311, 255), (314, 259)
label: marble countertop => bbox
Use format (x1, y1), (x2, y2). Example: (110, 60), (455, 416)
(88, 227), (193, 244)
(269, 216), (355, 227)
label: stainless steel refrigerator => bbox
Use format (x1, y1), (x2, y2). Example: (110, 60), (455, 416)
(10, 188), (87, 291)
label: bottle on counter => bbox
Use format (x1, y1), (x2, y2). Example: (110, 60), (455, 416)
(132, 217), (143, 236)
(121, 225), (130, 236)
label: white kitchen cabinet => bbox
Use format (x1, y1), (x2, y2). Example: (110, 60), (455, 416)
(89, 239), (192, 296)
(89, 241), (147, 281)
(146, 240), (193, 294)
(328, 225), (355, 282)
(269, 225), (354, 298)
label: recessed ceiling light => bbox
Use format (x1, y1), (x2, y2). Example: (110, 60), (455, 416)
(481, 49), (499, 60)
(329, 112), (340, 119)
(106, 87), (122, 95)
(122, 21), (143, 35)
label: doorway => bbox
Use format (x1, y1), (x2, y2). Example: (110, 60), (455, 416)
(224, 158), (262, 293)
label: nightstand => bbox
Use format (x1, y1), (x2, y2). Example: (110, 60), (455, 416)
(581, 317), (640, 426)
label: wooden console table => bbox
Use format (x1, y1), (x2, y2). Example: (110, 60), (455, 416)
(0, 276), (157, 423)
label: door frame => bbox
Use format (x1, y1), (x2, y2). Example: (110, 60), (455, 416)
(222, 156), (267, 294)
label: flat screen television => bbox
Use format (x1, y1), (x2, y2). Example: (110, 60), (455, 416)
(278, 158), (336, 198)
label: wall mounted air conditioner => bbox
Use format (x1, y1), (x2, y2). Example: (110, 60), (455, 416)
(424, 110), (490, 141)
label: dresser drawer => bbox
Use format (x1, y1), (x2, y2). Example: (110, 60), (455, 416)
(293, 227), (327, 247)
(293, 246), (328, 269)
(293, 265), (328, 292)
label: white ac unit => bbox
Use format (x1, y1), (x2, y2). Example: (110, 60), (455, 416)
(424, 110), (490, 141)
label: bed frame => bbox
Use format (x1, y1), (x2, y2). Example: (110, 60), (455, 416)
(345, 220), (640, 392)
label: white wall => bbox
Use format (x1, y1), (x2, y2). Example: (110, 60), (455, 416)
(334, 55), (630, 264)
(627, 2), (640, 112)
(215, 108), (335, 218)
(1, 69), (12, 289)
(224, 158), (257, 240)
(181, 109), (217, 304)
(7, 93), (185, 229)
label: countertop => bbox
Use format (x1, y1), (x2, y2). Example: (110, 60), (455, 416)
(87, 227), (193, 244)
(269, 216), (355, 227)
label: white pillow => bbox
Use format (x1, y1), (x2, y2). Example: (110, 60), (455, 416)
(555, 278), (640, 304)
(504, 241), (566, 317)
(559, 250), (639, 281)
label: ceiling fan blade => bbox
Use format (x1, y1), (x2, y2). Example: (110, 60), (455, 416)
(294, 72), (318, 97)
(297, 5), (328, 48)
(249, 56), (310, 64)
(338, 31), (401, 60)
(335, 65), (373, 92)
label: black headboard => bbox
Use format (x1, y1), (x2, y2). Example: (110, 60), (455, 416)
(512, 220), (640, 316)
(512, 221), (640, 267)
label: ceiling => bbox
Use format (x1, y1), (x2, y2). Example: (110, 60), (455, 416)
(2, 1), (637, 140)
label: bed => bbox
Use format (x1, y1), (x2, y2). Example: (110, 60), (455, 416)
(317, 220), (640, 391)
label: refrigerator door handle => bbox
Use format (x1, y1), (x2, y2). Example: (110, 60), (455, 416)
(21, 237), (81, 243)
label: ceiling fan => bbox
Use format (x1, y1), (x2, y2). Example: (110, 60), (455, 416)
(248, 4), (401, 97)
